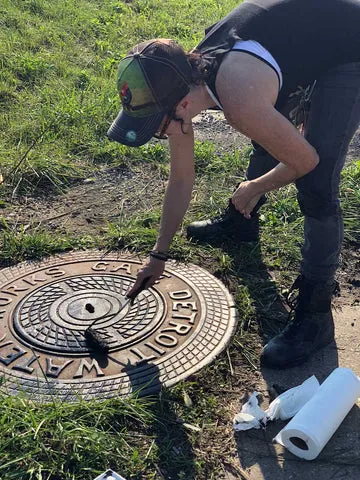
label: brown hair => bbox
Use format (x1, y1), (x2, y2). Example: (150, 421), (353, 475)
(186, 51), (211, 85)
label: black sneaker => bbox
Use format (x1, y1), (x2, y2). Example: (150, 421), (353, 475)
(187, 200), (260, 243)
(260, 276), (339, 369)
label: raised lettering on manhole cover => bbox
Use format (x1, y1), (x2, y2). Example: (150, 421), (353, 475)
(0, 251), (237, 401)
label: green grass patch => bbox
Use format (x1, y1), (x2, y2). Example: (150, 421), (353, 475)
(0, 392), (157, 479)
(0, 221), (96, 265)
(341, 159), (360, 242)
(0, 0), (239, 195)
(1, 0), (360, 478)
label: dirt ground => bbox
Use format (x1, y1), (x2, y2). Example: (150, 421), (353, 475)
(2, 110), (359, 238)
(1, 112), (360, 479)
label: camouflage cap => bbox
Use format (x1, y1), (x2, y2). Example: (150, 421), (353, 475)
(107, 39), (192, 147)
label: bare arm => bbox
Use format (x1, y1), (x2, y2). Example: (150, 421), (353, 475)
(216, 52), (319, 215)
(128, 126), (195, 294)
(229, 105), (319, 194)
(154, 128), (195, 252)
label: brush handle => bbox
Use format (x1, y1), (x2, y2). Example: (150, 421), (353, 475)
(126, 276), (151, 303)
(85, 276), (151, 332)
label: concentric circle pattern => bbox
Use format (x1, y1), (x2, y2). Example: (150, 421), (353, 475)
(0, 251), (237, 401)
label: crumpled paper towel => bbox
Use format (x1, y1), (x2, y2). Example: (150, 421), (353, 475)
(233, 392), (268, 431)
(233, 375), (320, 431)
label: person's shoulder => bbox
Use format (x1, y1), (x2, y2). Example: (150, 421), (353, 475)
(216, 51), (278, 114)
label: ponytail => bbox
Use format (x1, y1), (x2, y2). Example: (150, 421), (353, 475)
(186, 51), (211, 84)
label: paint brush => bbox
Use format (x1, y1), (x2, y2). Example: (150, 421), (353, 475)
(84, 276), (151, 354)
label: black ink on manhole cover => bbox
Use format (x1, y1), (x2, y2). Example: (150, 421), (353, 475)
(0, 251), (237, 401)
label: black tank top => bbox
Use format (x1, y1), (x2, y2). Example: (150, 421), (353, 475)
(194, 0), (360, 108)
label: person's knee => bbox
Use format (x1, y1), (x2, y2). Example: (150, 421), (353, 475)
(297, 192), (341, 218)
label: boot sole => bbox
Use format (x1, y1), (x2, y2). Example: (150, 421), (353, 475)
(260, 334), (335, 370)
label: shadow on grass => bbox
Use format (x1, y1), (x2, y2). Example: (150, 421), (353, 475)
(220, 241), (341, 479)
(189, 234), (342, 479)
(125, 361), (196, 480)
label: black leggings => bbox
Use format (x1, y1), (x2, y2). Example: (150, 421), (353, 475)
(246, 62), (360, 281)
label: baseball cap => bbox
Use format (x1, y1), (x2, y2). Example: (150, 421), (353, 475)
(107, 39), (192, 147)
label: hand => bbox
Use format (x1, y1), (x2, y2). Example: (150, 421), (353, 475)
(232, 181), (262, 219)
(127, 257), (165, 297)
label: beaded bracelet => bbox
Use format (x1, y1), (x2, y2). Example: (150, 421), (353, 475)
(149, 250), (169, 261)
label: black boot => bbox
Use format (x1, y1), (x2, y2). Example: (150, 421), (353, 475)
(186, 199), (260, 243)
(260, 275), (339, 369)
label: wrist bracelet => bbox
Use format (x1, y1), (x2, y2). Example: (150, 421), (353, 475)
(149, 250), (169, 261)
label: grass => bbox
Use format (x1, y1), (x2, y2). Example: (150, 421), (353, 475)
(0, 393), (156, 479)
(0, 0), (360, 479)
(0, 220), (95, 265)
(0, 0), (237, 195)
(1, 147), (358, 479)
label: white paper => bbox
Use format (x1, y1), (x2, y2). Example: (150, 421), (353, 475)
(275, 367), (360, 460)
(233, 376), (320, 431)
(266, 375), (320, 421)
(233, 412), (263, 431)
(242, 392), (268, 421)
(233, 392), (267, 431)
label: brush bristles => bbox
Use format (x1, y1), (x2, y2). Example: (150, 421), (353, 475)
(84, 328), (110, 353)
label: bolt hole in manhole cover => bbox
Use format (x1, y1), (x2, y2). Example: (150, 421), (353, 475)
(0, 251), (237, 401)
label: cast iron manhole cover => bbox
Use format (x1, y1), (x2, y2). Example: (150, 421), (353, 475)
(0, 251), (237, 401)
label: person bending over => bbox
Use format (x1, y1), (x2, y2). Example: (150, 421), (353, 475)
(107, 0), (360, 369)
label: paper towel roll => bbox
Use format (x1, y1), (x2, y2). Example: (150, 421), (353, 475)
(275, 367), (360, 460)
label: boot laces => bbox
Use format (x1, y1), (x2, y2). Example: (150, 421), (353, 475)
(286, 276), (340, 309)
(286, 275), (303, 310)
(211, 203), (233, 223)
(210, 201), (250, 224)
(282, 276), (339, 337)
(281, 277), (305, 337)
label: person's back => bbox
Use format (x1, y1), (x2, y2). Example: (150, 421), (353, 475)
(196, 0), (360, 105)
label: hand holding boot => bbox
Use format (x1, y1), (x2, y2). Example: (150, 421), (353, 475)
(232, 181), (263, 219)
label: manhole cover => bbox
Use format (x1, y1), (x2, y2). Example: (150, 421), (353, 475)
(0, 251), (237, 401)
